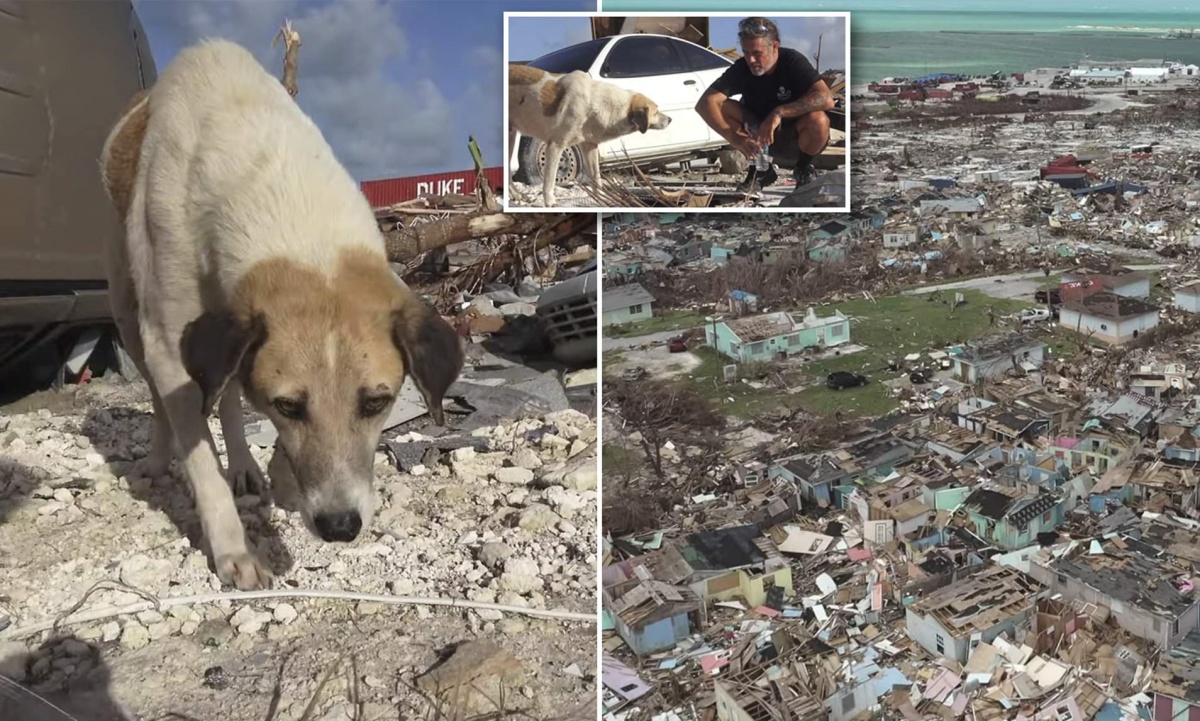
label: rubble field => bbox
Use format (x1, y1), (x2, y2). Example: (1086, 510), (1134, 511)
(601, 71), (1200, 721)
(0, 371), (598, 721)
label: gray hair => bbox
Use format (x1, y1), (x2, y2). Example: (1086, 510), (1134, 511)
(737, 17), (779, 44)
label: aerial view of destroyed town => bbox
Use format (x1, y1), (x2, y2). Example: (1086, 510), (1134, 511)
(599, 1), (1200, 719)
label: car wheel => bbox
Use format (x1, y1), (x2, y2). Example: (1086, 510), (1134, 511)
(514, 136), (583, 187)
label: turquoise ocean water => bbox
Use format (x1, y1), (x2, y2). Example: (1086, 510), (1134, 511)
(602, 0), (1200, 82)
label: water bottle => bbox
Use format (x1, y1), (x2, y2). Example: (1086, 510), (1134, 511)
(754, 147), (771, 172)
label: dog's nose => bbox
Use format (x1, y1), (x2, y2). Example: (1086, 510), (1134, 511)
(313, 511), (362, 542)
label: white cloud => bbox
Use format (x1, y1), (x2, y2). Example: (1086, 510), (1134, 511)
(137, 0), (468, 179)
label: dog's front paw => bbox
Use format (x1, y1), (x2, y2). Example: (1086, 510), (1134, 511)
(226, 455), (266, 497)
(215, 551), (273, 590)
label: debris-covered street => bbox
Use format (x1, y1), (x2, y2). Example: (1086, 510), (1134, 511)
(601, 61), (1200, 721)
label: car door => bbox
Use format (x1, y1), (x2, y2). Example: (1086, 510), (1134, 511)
(670, 38), (737, 147)
(591, 35), (704, 161)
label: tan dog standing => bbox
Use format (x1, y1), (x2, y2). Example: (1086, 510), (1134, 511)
(99, 39), (463, 590)
(508, 64), (672, 206)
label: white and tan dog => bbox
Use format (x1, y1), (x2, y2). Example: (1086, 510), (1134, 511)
(99, 39), (463, 590)
(508, 64), (672, 207)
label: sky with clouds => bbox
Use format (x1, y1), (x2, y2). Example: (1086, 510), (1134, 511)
(507, 15), (847, 71)
(132, 0), (593, 182)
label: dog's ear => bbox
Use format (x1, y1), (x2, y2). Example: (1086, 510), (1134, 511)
(181, 311), (266, 414)
(629, 104), (650, 134)
(392, 296), (463, 426)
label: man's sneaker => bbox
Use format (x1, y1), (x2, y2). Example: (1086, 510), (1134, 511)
(736, 164), (778, 193)
(791, 164), (818, 187)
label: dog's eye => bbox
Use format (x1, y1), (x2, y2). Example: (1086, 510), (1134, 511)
(273, 398), (307, 421)
(360, 396), (392, 418)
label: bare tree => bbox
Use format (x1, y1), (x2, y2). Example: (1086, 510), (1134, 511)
(606, 377), (724, 478)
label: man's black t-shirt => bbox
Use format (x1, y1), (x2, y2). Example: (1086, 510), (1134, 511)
(708, 47), (822, 119)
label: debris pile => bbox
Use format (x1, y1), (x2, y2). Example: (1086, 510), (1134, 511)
(0, 346), (597, 719)
(602, 70), (1200, 721)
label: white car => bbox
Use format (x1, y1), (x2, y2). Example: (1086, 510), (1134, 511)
(510, 34), (736, 186)
(1019, 308), (1052, 324)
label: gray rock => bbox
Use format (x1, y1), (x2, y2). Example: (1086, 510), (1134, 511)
(118, 554), (176, 590)
(563, 465), (597, 491)
(196, 618), (234, 647)
(478, 542), (513, 570)
(517, 504), (560, 533)
(119, 623), (151, 650)
(494, 467), (534, 486)
(499, 302), (537, 317)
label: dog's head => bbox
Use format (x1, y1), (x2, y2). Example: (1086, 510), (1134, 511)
(628, 94), (672, 134)
(181, 250), (463, 543)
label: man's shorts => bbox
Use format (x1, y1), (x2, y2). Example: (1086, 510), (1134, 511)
(740, 105), (801, 162)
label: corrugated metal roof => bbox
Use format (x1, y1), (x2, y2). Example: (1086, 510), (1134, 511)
(603, 283), (656, 311)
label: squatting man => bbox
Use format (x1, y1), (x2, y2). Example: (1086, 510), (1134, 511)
(695, 16), (835, 192)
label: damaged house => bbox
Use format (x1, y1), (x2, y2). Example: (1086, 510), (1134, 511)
(905, 564), (1045, 664)
(669, 525), (794, 609)
(705, 308), (851, 363)
(960, 486), (1065, 550)
(605, 577), (705, 656)
(773, 436), (915, 507)
(1031, 539), (1200, 649)
(1059, 292), (1160, 345)
(953, 334), (1046, 383)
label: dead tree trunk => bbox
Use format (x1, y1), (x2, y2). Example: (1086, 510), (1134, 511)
(382, 212), (568, 262)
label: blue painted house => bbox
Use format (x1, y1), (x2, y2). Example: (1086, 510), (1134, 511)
(606, 579), (702, 656)
(705, 307), (850, 362)
(605, 252), (643, 279)
(960, 487), (1064, 550)
(772, 437), (914, 507)
(812, 219), (851, 240)
(809, 238), (848, 262)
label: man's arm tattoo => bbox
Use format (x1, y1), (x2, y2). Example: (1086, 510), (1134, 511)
(770, 82), (833, 119)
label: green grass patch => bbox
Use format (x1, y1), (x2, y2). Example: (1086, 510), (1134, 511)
(605, 310), (707, 338)
(637, 290), (1038, 422)
(805, 290), (1032, 376)
(679, 347), (805, 419)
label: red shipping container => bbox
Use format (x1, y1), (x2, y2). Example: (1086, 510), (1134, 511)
(359, 167), (504, 208)
(1040, 165), (1092, 179)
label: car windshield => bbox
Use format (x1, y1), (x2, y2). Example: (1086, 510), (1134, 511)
(526, 38), (608, 74)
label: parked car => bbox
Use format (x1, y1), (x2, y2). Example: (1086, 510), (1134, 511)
(826, 371), (869, 390)
(510, 34), (735, 186)
(1019, 308), (1052, 325)
(667, 336), (688, 353)
(1034, 288), (1062, 305)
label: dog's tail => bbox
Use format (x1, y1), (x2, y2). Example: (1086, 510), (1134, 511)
(99, 90), (150, 222)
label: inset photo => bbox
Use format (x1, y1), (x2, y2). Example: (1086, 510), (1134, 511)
(504, 12), (850, 212)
